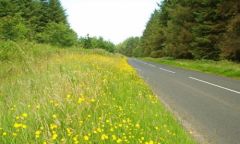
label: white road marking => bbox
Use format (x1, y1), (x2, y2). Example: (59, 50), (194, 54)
(189, 77), (240, 94)
(148, 64), (156, 68)
(136, 60), (176, 74)
(158, 67), (176, 74)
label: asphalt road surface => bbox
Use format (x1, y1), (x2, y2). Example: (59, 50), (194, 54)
(128, 58), (240, 144)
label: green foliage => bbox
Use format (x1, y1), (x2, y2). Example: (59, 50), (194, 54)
(0, 41), (60, 81)
(0, 0), (18, 17)
(37, 22), (78, 47)
(139, 10), (164, 57)
(220, 15), (240, 61)
(48, 0), (67, 24)
(78, 36), (115, 52)
(117, 37), (140, 56)
(119, 0), (239, 62)
(0, 15), (29, 41)
(0, 0), (76, 47)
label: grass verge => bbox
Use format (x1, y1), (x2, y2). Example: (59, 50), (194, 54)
(0, 41), (195, 143)
(143, 57), (240, 79)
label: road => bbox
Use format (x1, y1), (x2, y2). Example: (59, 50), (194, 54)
(128, 58), (240, 144)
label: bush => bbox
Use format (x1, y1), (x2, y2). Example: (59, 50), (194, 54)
(117, 37), (140, 56)
(0, 40), (20, 62)
(0, 15), (29, 41)
(78, 36), (115, 52)
(36, 22), (78, 47)
(150, 50), (164, 58)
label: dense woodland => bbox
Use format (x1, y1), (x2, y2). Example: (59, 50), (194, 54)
(0, 0), (78, 46)
(78, 35), (115, 53)
(1, 0), (239, 61)
(0, 0), (114, 51)
(118, 0), (240, 62)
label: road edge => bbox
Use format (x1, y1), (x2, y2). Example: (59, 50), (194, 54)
(129, 58), (208, 144)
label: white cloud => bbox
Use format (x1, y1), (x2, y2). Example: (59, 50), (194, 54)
(60, 0), (160, 44)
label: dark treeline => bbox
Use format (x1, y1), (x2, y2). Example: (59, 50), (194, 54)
(117, 37), (140, 57)
(118, 0), (240, 62)
(0, 0), (115, 52)
(0, 0), (78, 46)
(79, 35), (115, 53)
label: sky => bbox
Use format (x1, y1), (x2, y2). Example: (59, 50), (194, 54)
(60, 0), (160, 44)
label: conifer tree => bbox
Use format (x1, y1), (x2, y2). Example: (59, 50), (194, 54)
(48, 0), (67, 24)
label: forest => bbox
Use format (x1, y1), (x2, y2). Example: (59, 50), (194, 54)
(2, 0), (239, 62)
(0, 0), (114, 51)
(117, 0), (240, 62)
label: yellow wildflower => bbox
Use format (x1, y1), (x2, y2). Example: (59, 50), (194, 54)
(79, 121), (83, 126)
(52, 114), (57, 119)
(36, 105), (40, 109)
(101, 134), (108, 140)
(35, 130), (41, 138)
(61, 138), (66, 142)
(54, 103), (59, 107)
(90, 98), (96, 102)
(84, 135), (89, 141)
(52, 133), (58, 140)
(77, 97), (85, 104)
(112, 135), (117, 140)
(145, 141), (154, 144)
(117, 138), (122, 143)
(66, 94), (71, 99)
(14, 123), (22, 129)
(12, 132), (17, 137)
(97, 128), (102, 133)
(135, 123), (140, 128)
(50, 124), (58, 130)
(149, 141), (154, 144)
(67, 128), (73, 136)
(73, 135), (79, 143)
(22, 113), (28, 118)
(110, 128), (114, 132)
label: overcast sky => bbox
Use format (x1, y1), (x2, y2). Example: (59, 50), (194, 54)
(60, 0), (160, 44)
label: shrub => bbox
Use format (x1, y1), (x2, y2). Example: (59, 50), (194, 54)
(36, 22), (78, 47)
(0, 15), (29, 41)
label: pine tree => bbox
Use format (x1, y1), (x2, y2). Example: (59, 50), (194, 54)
(139, 10), (164, 57)
(0, 0), (18, 17)
(219, 0), (240, 61)
(190, 0), (222, 60)
(48, 0), (67, 24)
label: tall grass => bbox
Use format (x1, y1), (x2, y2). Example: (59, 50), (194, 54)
(143, 57), (240, 79)
(0, 41), (195, 143)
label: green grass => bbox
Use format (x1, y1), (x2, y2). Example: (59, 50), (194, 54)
(0, 41), (195, 144)
(143, 57), (240, 79)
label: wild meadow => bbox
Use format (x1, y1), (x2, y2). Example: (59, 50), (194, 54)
(0, 41), (195, 144)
